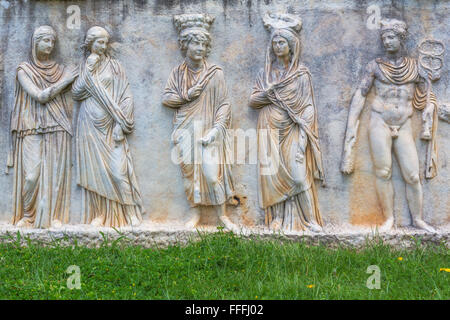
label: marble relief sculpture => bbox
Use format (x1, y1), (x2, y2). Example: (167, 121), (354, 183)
(249, 13), (325, 232)
(162, 14), (237, 228)
(7, 26), (77, 228)
(72, 26), (144, 227)
(341, 19), (444, 232)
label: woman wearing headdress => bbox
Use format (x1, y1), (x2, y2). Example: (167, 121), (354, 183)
(162, 14), (236, 228)
(249, 14), (325, 232)
(8, 26), (77, 228)
(72, 26), (143, 227)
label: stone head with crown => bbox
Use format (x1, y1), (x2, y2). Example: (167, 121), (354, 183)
(263, 13), (302, 67)
(263, 13), (303, 63)
(173, 13), (214, 62)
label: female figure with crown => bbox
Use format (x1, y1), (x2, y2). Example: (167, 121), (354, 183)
(249, 13), (325, 232)
(162, 14), (236, 229)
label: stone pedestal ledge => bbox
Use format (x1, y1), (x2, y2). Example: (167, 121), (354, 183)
(0, 222), (448, 249)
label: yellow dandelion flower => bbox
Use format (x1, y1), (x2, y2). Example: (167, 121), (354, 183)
(397, 257), (403, 261)
(255, 296), (258, 299)
(439, 268), (450, 272)
(307, 284), (314, 288)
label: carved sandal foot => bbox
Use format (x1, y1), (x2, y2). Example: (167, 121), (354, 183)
(219, 215), (236, 231)
(270, 218), (282, 232)
(90, 217), (103, 227)
(378, 218), (394, 232)
(129, 216), (141, 227)
(184, 213), (201, 229)
(16, 218), (32, 228)
(51, 220), (62, 228)
(413, 219), (436, 233)
(309, 223), (323, 233)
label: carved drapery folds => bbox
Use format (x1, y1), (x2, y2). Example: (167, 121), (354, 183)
(72, 26), (144, 228)
(249, 13), (325, 233)
(162, 14), (237, 228)
(8, 26), (75, 228)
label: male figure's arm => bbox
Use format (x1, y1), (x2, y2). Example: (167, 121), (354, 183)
(341, 61), (376, 174)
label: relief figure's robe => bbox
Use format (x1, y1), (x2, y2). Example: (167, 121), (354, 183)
(72, 56), (143, 227)
(163, 61), (235, 206)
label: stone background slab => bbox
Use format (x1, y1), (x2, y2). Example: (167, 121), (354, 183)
(0, 0), (448, 229)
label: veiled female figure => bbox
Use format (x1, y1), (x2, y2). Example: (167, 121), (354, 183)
(8, 26), (77, 228)
(249, 16), (325, 232)
(72, 26), (143, 227)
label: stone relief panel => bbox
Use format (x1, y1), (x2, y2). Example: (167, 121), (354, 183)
(341, 19), (444, 232)
(249, 13), (325, 233)
(0, 1), (447, 234)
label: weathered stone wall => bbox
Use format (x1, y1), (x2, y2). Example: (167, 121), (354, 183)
(0, 0), (448, 229)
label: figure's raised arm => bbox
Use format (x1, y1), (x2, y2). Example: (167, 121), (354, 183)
(18, 66), (77, 104)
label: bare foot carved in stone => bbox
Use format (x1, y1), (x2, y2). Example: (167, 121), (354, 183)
(90, 217), (103, 227)
(51, 220), (62, 228)
(378, 218), (394, 232)
(309, 223), (323, 233)
(413, 219), (436, 233)
(184, 212), (201, 229)
(270, 218), (282, 232)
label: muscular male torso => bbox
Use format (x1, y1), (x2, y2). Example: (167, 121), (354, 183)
(361, 58), (421, 127)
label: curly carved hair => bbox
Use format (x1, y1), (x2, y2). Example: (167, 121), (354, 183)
(178, 30), (211, 58)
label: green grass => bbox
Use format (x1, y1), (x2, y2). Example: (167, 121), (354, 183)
(0, 231), (448, 299)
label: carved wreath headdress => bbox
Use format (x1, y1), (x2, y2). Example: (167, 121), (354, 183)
(173, 13), (214, 38)
(380, 19), (407, 38)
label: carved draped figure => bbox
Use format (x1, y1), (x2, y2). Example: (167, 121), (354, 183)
(72, 56), (143, 227)
(250, 28), (325, 231)
(163, 61), (235, 206)
(8, 35), (72, 228)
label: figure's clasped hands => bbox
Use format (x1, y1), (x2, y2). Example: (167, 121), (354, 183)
(64, 65), (79, 83)
(86, 53), (100, 72)
(113, 123), (125, 143)
(265, 84), (277, 97)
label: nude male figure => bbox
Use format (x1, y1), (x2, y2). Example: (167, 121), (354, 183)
(341, 19), (437, 232)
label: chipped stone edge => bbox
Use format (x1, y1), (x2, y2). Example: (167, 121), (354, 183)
(0, 223), (448, 249)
